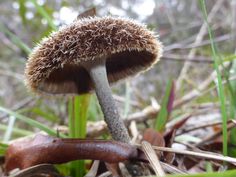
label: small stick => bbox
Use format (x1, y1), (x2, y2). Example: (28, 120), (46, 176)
(141, 141), (165, 177)
(136, 144), (236, 164)
(160, 161), (187, 175)
(163, 53), (213, 63)
(178, 120), (234, 135)
(8, 164), (62, 177)
(196, 120), (236, 147)
(84, 160), (100, 177)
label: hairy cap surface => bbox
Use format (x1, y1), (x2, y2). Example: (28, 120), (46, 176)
(25, 16), (162, 95)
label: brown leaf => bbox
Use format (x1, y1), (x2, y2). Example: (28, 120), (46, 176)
(77, 8), (96, 19)
(4, 134), (138, 174)
(143, 128), (165, 158)
(143, 128), (165, 148)
(164, 115), (190, 139)
(105, 163), (121, 177)
(199, 140), (222, 152)
(7, 164), (63, 177)
(164, 129), (176, 164)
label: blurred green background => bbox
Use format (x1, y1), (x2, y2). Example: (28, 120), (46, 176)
(0, 0), (236, 176)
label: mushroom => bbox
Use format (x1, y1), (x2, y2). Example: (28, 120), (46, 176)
(25, 16), (162, 143)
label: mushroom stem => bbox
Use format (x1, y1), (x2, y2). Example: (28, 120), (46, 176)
(83, 58), (131, 143)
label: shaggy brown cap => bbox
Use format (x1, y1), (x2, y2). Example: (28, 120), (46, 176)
(25, 16), (162, 95)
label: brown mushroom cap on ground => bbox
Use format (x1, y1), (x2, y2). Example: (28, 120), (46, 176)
(25, 16), (162, 95)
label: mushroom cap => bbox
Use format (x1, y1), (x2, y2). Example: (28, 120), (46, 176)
(25, 16), (163, 95)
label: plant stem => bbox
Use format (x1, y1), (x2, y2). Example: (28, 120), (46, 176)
(199, 0), (228, 156)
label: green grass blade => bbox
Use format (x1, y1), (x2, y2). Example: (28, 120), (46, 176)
(0, 142), (8, 155)
(199, 0), (228, 156)
(87, 96), (102, 121)
(30, 0), (57, 30)
(0, 23), (31, 54)
(0, 124), (32, 137)
(68, 95), (91, 177)
(223, 55), (236, 63)
(31, 107), (59, 123)
(123, 81), (131, 117)
(205, 162), (213, 172)
(18, 0), (27, 24)
(225, 56), (236, 157)
(154, 79), (173, 132)
(76, 95), (90, 138)
(0, 106), (66, 138)
(3, 115), (16, 142)
(166, 170), (236, 177)
(68, 98), (74, 137)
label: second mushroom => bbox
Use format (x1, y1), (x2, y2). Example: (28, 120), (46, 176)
(25, 16), (162, 143)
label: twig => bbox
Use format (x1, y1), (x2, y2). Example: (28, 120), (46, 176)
(0, 97), (34, 120)
(0, 69), (24, 81)
(160, 162), (187, 175)
(164, 33), (230, 51)
(97, 171), (112, 177)
(125, 105), (159, 125)
(178, 120), (234, 135)
(180, 34), (231, 49)
(7, 164), (62, 177)
(163, 53), (213, 63)
(129, 121), (139, 144)
(174, 68), (233, 108)
(176, 0), (224, 90)
(87, 105), (219, 138)
(87, 121), (108, 138)
(196, 120), (236, 147)
(84, 160), (100, 177)
(141, 141), (165, 177)
(164, 34), (197, 51)
(113, 94), (141, 108)
(231, 0), (236, 53)
(189, 102), (219, 109)
(136, 144), (236, 164)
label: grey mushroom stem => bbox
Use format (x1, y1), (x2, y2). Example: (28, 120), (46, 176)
(82, 58), (131, 143)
